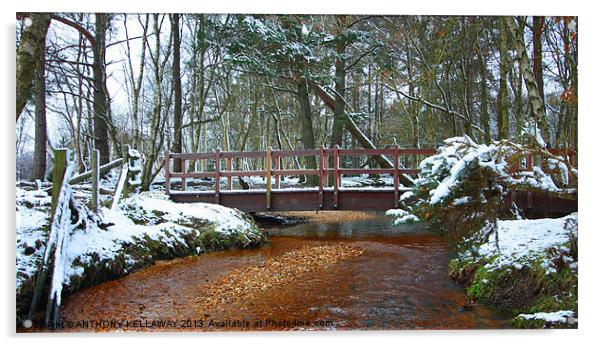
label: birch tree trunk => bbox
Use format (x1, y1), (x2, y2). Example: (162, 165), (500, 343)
(505, 16), (550, 144)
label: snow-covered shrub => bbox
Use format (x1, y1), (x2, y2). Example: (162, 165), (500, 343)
(389, 136), (575, 242)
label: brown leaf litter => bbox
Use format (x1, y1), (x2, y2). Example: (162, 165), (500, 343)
(193, 244), (364, 315)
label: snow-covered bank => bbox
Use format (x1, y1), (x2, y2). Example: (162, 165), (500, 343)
(16, 189), (266, 317)
(449, 213), (578, 328)
(474, 213), (578, 273)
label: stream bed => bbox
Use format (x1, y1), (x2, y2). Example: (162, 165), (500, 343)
(61, 211), (504, 331)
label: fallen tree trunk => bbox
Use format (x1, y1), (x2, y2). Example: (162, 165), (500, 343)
(309, 81), (415, 187)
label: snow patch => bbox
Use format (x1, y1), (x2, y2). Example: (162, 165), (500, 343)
(386, 209), (419, 224)
(517, 310), (577, 324)
(475, 213), (577, 273)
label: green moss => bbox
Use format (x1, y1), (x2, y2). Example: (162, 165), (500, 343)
(448, 257), (479, 285)
(507, 317), (548, 329)
(449, 252), (578, 328)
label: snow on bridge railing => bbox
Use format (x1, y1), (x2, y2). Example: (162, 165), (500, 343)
(509, 147), (578, 188)
(164, 146), (437, 209)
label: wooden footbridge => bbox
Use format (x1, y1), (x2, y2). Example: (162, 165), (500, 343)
(164, 146), (577, 214)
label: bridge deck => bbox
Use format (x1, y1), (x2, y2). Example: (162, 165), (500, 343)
(168, 189), (576, 214)
(169, 188), (408, 212)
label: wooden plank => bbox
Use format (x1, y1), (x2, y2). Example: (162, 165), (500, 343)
(69, 157), (124, 185)
(50, 149), (67, 216)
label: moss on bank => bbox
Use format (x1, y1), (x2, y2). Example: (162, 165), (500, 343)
(448, 241), (578, 328)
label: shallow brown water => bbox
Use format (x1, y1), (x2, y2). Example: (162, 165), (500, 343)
(60, 212), (503, 331)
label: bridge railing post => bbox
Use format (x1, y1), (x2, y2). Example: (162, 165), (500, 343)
(323, 147), (329, 187)
(333, 144), (339, 209)
(181, 158), (187, 191)
(164, 152), (171, 195)
(393, 145), (399, 208)
(215, 148), (221, 204)
(318, 145), (324, 209)
(50, 149), (68, 217)
(274, 153), (280, 189)
(226, 157), (233, 190)
(266, 146), (272, 210)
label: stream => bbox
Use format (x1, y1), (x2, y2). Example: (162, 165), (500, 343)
(61, 211), (504, 331)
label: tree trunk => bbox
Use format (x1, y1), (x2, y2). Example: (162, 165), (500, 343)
(331, 17), (347, 148)
(125, 14), (148, 150)
(171, 14), (183, 172)
(30, 47), (47, 181)
(505, 16), (550, 145)
(141, 14), (164, 190)
(310, 81), (414, 186)
(16, 13), (51, 121)
(476, 40), (491, 144)
(497, 18), (510, 139)
(533, 16), (545, 106)
(296, 77), (318, 185)
(93, 13), (111, 164)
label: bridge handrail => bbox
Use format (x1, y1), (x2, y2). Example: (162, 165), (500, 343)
(164, 146), (577, 209)
(164, 145), (440, 208)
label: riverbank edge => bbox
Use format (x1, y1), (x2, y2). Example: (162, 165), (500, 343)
(16, 212), (267, 324)
(447, 234), (577, 329)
